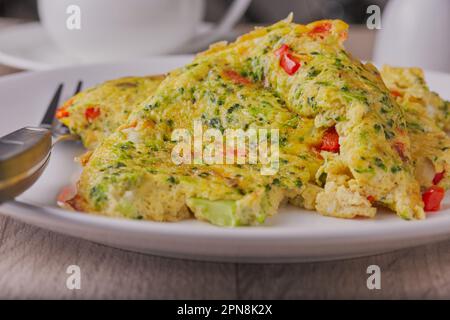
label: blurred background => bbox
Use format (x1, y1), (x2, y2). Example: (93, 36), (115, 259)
(0, 0), (388, 23)
(0, 0), (448, 72)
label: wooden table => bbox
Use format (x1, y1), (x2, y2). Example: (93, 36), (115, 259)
(0, 20), (450, 300)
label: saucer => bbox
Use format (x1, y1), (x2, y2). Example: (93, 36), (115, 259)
(0, 22), (241, 71)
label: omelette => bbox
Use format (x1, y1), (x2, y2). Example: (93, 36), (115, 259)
(381, 66), (450, 132)
(60, 16), (450, 226)
(381, 66), (450, 187)
(68, 67), (324, 225)
(56, 75), (164, 149)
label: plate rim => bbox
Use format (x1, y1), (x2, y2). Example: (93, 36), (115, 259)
(3, 200), (450, 263)
(1, 58), (450, 262)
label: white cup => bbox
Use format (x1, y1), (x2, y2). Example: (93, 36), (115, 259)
(374, 0), (450, 72)
(38, 0), (251, 62)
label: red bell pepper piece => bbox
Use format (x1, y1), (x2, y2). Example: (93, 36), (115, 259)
(56, 107), (70, 119)
(85, 106), (101, 121)
(280, 53), (301, 75)
(274, 44), (301, 75)
(309, 22), (332, 37)
(433, 171), (445, 185)
(223, 70), (252, 85)
(422, 186), (445, 212)
(320, 127), (340, 153)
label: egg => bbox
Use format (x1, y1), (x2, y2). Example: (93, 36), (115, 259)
(57, 75), (164, 149)
(63, 17), (450, 226)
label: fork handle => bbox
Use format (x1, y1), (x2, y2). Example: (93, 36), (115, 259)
(0, 127), (52, 201)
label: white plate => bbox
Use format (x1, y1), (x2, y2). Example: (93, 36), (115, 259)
(0, 23), (242, 71)
(1, 57), (450, 263)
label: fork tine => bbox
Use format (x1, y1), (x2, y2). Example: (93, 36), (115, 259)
(40, 83), (64, 128)
(73, 80), (83, 95)
(52, 81), (83, 136)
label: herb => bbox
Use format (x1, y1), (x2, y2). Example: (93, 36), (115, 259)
(354, 167), (375, 174)
(115, 162), (126, 168)
(240, 70), (249, 78)
(209, 117), (223, 131)
(295, 179), (303, 188)
(391, 165), (402, 173)
(384, 130), (395, 140)
(227, 103), (242, 114)
(247, 56), (264, 82)
(167, 176), (179, 184)
(285, 117), (299, 128)
(261, 100), (273, 108)
(374, 124), (382, 132)
(406, 122), (425, 132)
(353, 90), (369, 105)
(374, 157), (387, 171)
(295, 86), (303, 99)
(307, 67), (321, 78)
(120, 141), (134, 151)
(198, 172), (210, 177)
(90, 185), (107, 209)
(185, 63), (198, 70)
(307, 96), (317, 109)
(144, 101), (160, 111)
(380, 94), (393, 109)
(279, 136), (288, 147)
(318, 172), (327, 186)
(149, 144), (159, 152)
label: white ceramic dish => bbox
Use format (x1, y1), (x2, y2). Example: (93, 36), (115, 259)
(1, 57), (450, 263)
(0, 23), (241, 71)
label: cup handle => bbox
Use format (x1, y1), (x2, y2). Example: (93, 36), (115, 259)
(180, 0), (252, 53)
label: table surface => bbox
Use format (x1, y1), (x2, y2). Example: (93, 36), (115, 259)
(0, 19), (450, 300)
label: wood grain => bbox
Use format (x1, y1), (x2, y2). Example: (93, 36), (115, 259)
(1, 214), (450, 299)
(0, 20), (449, 300)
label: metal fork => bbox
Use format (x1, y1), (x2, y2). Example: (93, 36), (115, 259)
(42, 81), (83, 137)
(0, 81), (83, 202)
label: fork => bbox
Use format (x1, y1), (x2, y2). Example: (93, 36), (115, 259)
(0, 81), (83, 203)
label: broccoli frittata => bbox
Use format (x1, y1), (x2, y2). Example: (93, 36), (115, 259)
(59, 16), (450, 226)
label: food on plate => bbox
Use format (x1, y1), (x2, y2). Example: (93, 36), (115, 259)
(56, 75), (164, 149)
(68, 71), (323, 225)
(61, 16), (450, 226)
(380, 66), (450, 193)
(381, 66), (450, 131)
